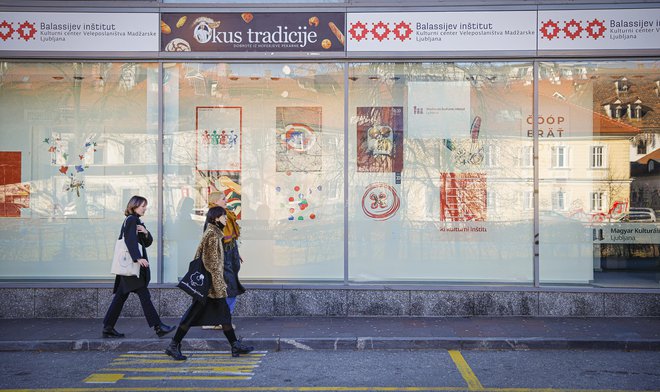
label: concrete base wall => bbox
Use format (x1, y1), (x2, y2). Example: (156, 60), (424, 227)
(1, 288), (659, 318)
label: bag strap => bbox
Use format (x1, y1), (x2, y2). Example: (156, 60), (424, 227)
(117, 217), (129, 240)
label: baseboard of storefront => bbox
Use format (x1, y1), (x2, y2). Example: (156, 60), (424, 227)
(1, 286), (659, 318)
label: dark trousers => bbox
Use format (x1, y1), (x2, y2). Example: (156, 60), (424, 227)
(103, 287), (160, 328)
(173, 300), (233, 344)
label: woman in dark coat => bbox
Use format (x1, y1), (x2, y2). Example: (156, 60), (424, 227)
(165, 206), (253, 360)
(102, 195), (174, 338)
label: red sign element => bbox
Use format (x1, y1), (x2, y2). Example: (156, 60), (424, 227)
(348, 20), (412, 42)
(0, 21), (15, 41)
(540, 18), (606, 40)
(393, 21), (413, 42)
(349, 21), (368, 42)
(371, 21), (391, 42)
(17, 21), (37, 41)
(540, 19), (560, 40)
(585, 19), (606, 39)
(562, 19), (583, 40)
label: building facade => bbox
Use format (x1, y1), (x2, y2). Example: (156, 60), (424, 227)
(1, 0), (659, 318)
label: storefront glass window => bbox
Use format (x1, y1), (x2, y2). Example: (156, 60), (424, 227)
(162, 62), (345, 282)
(0, 62), (159, 280)
(538, 61), (660, 288)
(347, 62), (534, 283)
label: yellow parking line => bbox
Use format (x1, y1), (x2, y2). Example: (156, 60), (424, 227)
(448, 350), (484, 390)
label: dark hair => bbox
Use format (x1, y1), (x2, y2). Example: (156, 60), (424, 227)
(203, 206), (227, 231)
(125, 195), (148, 216)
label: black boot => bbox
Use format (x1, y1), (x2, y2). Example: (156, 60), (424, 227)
(102, 326), (125, 338)
(155, 323), (175, 338)
(165, 339), (187, 361)
(231, 340), (254, 357)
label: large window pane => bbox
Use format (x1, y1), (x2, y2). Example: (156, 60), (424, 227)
(539, 61), (660, 287)
(0, 62), (159, 280)
(347, 62), (534, 283)
(163, 62), (345, 282)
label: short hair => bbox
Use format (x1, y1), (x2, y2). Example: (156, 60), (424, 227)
(125, 195), (148, 216)
(204, 206), (227, 231)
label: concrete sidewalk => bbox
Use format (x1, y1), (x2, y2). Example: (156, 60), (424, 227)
(1, 317), (659, 352)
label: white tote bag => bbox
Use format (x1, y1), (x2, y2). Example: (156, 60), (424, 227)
(110, 218), (141, 277)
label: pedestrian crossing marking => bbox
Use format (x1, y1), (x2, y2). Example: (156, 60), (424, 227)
(84, 350), (266, 384)
(82, 373), (124, 383)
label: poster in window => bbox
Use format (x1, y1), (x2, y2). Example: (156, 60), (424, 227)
(276, 106), (322, 173)
(197, 170), (242, 219)
(356, 106), (403, 173)
(196, 106), (241, 172)
(440, 172), (487, 222)
(0, 152), (30, 218)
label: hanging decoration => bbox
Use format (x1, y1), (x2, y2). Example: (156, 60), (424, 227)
(43, 135), (97, 197)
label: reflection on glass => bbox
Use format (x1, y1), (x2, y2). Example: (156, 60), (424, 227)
(538, 61), (660, 288)
(0, 62), (159, 279)
(348, 62), (534, 283)
(162, 62), (345, 282)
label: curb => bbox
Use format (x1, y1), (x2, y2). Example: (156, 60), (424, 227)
(2, 337), (660, 352)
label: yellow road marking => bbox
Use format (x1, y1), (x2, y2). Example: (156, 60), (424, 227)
(448, 350), (484, 390)
(103, 367), (255, 373)
(112, 359), (260, 364)
(123, 376), (252, 381)
(82, 374), (124, 384)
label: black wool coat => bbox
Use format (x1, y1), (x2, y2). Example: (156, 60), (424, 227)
(113, 214), (153, 294)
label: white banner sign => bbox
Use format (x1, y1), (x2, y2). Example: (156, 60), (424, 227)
(0, 13), (159, 51)
(408, 81), (470, 138)
(593, 224), (660, 244)
(347, 11), (536, 52)
(538, 9), (660, 50)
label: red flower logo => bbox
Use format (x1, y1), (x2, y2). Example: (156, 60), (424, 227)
(586, 19), (606, 39)
(17, 21), (37, 41)
(348, 21), (368, 42)
(371, 21), (391, 42)
(540, 19), (560, 40)
(393, 21), (413, 41)
(0, 21), (15, 41)
(563, 19), (583, 40)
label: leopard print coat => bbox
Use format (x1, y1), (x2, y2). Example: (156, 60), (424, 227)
(194, 224), (227, 299)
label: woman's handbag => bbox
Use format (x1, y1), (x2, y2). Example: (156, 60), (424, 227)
(177, 256), (211, 302)
(110, 219), (141, 278)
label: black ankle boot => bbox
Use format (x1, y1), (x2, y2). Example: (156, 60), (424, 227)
(231, 340), (254, 357)
(165, 339), (187, 361)
(155, 323), (175, 338)
(102, 326), (125, 338)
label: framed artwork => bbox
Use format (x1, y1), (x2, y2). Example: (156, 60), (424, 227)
(196, 106), (242, 172)
(356, 106), (403, 173)
(275, 106), (322, 172)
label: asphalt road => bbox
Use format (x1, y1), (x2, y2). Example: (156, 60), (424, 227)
(0, 349), (659, 391)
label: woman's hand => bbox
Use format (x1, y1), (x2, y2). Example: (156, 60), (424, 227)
(137, 225), (149, 235)
(137, 258), (149, 268)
